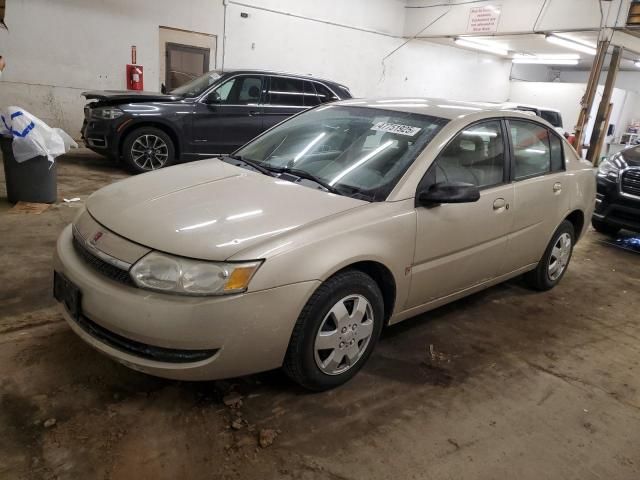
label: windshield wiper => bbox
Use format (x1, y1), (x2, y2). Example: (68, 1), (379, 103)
(224, 154), (275, 177)
(273, 167), (341, 195)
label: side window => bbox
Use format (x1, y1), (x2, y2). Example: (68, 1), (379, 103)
(433, 120), (505, 189)
(549, 133), (564, 172)
(209, 76), (262, 105)
(510, 120), (551, 179)
(268, 77), (305, 107)
(313, 83), (339, 104)
(303, 81), (320, 107)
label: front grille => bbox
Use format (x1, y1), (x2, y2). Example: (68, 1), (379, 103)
(74, 313), (218, 363)
(621, 169), (640, 198)
(72, 235), (135, 286)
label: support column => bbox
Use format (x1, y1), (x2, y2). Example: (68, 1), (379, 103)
(587, 46), (623, 165)
(572, 39), (609, 155)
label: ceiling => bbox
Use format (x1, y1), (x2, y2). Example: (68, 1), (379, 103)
(427, 30), (640, 71)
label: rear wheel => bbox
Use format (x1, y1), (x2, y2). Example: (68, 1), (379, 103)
(525, 220), (575, 291)
(283, 270), (384, 391)
(591, 218), (620, 236)
(122, 127), (175, 174)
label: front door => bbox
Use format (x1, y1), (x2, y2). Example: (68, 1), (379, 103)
(408, 119), (515, 307)
(191, 75), (265, 155)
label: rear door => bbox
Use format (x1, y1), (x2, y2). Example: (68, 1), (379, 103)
(502, 119), (570, 272)
(262, 76), (310, 131)
(190, 74), (265, 155)
(408, 119), (515, 307)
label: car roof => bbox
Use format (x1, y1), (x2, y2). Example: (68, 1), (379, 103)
(332, 97), (554, 121)
(498, 102), (561, 114)
(218, 69), (349, 90)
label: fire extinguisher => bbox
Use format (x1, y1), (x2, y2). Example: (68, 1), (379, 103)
(126, 64), (144, 91)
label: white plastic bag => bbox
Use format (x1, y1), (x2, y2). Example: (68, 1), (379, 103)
(0, 107), (76, 164)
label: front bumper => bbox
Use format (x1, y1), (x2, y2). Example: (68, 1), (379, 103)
(54, 224), (319, 380)
(81, 116), (125, 158)
(593, 176), (640, 232)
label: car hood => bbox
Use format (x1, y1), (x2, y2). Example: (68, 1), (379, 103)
(86, 159), (367, 260)
(82, 90), (182, 103)
(619, 146), (640, 167)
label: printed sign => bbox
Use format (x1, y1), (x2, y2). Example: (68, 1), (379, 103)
(372, 122), (421, 137)
(467, 5), (501, 33)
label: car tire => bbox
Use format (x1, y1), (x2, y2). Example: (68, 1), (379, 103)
(591, 218), (620, 236)
(524, 220), (575, 291)
(283, 270), (384, 391)
(122, 127), (176, 174)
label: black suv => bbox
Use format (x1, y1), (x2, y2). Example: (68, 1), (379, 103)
(81, 70), (352, 173)
(592, 145), (640, 235)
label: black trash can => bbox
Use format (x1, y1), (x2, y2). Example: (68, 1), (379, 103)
(1, 136), (57, 204)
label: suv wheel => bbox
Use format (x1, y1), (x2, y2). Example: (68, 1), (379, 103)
(283, 270), (384, 391)
(591, 218), (620, 236)
(123, 127), (175, 174)
(524, 220), (575, 291)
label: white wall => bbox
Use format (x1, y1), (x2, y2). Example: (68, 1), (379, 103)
(508, 81), (586, 131)
(0, 0), (224, 136)
(224, 2), (511, 100)
(0, 0), (515, 139)
(509, 80), (639, 149)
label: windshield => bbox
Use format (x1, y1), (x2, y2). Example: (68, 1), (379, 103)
(170, 71), (222, 97)
(235, 105), (448, 201)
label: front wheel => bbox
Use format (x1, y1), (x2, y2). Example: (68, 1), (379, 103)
(283, 270), (384, 391)
(524, 220), (575, 291)
(122, 127), (175, 174)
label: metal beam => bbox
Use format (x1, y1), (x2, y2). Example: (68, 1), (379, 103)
(587, 46), (623, 165)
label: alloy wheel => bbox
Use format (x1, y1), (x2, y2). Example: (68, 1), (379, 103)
(131, 134), (169, 171)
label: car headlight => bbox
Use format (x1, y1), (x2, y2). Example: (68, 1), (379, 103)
(91, 107), (124, 120)
(597, 155), (625, 180)
(130, 251), (262, 296)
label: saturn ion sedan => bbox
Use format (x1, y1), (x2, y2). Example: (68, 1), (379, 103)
(54, 98), (596, 390)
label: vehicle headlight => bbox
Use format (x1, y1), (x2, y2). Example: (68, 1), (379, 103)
(597, 155), (625, 180)
(130, 251), (262, 296)
(91, 107), (124, 120)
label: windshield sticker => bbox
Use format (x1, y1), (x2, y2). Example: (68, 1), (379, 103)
(372, 122), (421, 137)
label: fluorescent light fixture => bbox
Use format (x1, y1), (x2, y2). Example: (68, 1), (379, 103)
(512, 57), (579, 65)
(513, 53), (579, 60)
(454, 38), (508, 56)
(553, 33), (596, 49)
(546, 35), (596, 55)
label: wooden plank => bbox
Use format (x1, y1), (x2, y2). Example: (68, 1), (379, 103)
(587, 46), (623, 165)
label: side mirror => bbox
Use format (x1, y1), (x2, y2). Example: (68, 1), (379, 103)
(205, 92), (221, 104)
(160, 83), (167, 94)
(417, 182), (480, 207)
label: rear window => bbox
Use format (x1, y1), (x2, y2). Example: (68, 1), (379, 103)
(540, 110), (562, 128)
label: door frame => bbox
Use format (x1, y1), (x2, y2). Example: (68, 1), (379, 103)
(165, 42), (211, 90)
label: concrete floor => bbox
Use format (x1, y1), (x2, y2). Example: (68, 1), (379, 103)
(1, 150), (639, 480)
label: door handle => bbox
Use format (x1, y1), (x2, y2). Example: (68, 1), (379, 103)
(249, 111), (261, 116)
(553, 182), (562, 193)
(493, 198), (507, 210)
